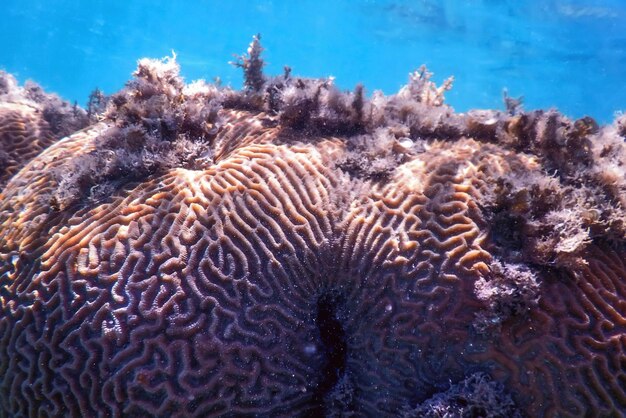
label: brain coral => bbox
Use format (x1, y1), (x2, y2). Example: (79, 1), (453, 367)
(1, 37), (625, 417)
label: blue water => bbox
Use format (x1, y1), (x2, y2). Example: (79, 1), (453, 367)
(2, 0), (625, 123)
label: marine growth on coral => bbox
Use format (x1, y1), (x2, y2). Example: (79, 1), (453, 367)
(1, 36), (625, 417)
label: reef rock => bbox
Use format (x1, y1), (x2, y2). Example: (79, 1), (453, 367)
(0, 37), (625, 417)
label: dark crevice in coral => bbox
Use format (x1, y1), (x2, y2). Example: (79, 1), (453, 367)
(324, 373), (357, 418)
(307, 291), (350, 417)
(489, 211), (525, 254)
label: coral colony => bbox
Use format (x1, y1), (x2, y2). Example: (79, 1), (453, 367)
(1, 35), (625, 417)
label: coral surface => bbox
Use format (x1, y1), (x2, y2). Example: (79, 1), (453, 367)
(0, 38), (625, 417)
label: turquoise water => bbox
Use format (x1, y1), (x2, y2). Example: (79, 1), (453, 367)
(1, 0), (625, 123)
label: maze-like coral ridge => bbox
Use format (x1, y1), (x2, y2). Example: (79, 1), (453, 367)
(1, 40), (625, 417)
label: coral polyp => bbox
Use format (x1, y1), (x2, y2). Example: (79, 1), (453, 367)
(1, 38), (625, 417)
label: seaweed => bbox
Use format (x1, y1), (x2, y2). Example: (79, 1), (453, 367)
(474, 259), (540, 333)
(402, 373), (522, 418)
(86, 87), (109, 122)
(231, 33), (266, 93)
(50, 55), (220, 210)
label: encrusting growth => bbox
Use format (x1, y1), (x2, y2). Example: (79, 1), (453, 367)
(0, 35), (625, 417)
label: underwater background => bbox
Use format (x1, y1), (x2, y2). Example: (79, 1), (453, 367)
(1, 0), (625, 124)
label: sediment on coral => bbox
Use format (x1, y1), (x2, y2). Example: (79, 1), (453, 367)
(0, 35), (625, 418)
